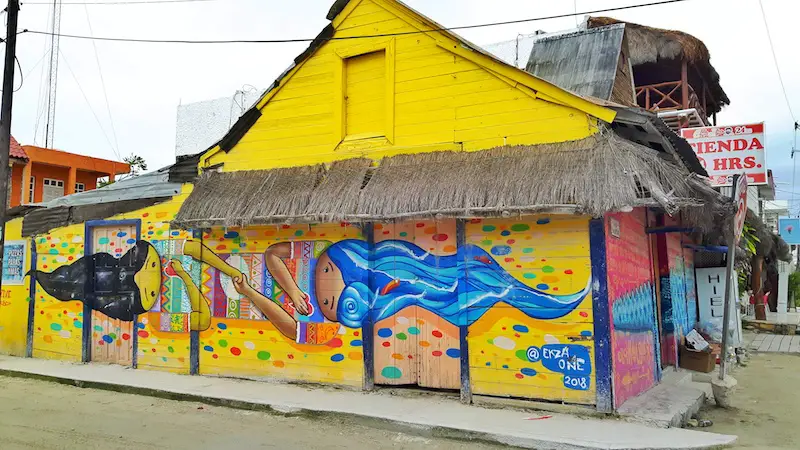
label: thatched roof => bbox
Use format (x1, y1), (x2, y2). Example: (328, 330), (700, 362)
(173, 131), (728, 229)
(588, 16), (729, 114)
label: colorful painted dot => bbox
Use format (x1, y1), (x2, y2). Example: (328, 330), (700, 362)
(257, 351), (271, 361)
(73, 320), (82, 329)
(580, 311), (589, 318)
(502, 365), (509, 369)
(581, 331), (592, 337)
(377, 328), (393, 338)
(536, 218), (550, 225)
(381, 342), (391, 347)
(391, 353), (404, 360)
(122, 333), (131, 341)
(408, 327), (420, 335)
(399, 232), (408, 237)
(515, 373), (524, 379)
(396, 332), (407, 341)
(521, 368), (537, 376)
(513, 325), (529, 333)
(515, 350), (528, 361)
(217, 339), (228, 348)
(511, 224), (530, 232)
(294, 230), (304, 237)
(203, 345), (214, 352)
(328, 338), (343, 348)
(431, 330), (443, 338)
(230, 347), (242, 356)
(446, 348), (460, 358)
(432, 233), (448, 242)
(536, 284), (549, 290)
(490, 245), (512, 256)
(168, 346), (175, 353)
(482, 225), (496, 232)
(136, 322), (146, 329)
(432, 350), (443, 357)
(331, 354), (345, 362)
(217, 323), (227, 330)
(500, 230), (511, 237)
(523, 273), (536, 279)
(50, 323), (62, 331)
(350, 339), (363, 347)
(102, 335), (113, 343)
(98, 237), (110, 245)
(482, 239), (492, 246)
(542, 266), (555, 274)
(381, 366), (402, 379)
(224, 231), (239, 239)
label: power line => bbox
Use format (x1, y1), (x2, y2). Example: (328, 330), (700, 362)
(83, 4), (121, 160)
(58, 48), (119, 158)
(23, 0), (217, 5)
(758, 0), (795, 122)
(19, 0), (692, 44)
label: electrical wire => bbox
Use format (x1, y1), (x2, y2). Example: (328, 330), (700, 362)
(23, 0), (217, 5)
(758, 0), (795, 122)
(20, 0), (693, 44)
(58, 48), (119, 157)
(84, 4), (121, 160)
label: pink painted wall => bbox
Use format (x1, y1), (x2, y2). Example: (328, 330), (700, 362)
(605, 208), (658, 408)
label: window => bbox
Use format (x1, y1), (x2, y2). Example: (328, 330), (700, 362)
(75, 183), (85, 193)
(28, 176), (34, 203)
(42, 178), (65, 202)
(43, 178), (64, 188)
(344, 50), (386, 139)
(333, 39), (395, 147)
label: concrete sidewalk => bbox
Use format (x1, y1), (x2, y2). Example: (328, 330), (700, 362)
(0, 356), (736, 450)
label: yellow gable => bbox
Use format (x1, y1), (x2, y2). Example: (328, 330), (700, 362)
(202, 0), (616, 171)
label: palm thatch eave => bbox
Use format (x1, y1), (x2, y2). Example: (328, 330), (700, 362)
(173, 132), (727, 229)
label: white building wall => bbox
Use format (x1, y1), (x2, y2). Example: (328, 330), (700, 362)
(175, 88), (263, 158)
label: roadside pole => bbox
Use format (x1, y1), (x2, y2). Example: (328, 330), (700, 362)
(0, 0), (20, 294)
(720, 173), (747, 380)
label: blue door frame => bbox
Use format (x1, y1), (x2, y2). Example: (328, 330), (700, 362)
(83, 219), (142, 366)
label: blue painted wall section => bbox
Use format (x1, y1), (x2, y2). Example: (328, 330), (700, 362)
(588, 218), (612, 412)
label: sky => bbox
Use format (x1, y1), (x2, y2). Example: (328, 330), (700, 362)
(7, 0), (800, 210)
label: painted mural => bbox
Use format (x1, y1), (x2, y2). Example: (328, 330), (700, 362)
(657, 217), (694, 366)
(465, 216), (596, 404)
(28, 192), (194, 372)
(605, 210), (658, 408)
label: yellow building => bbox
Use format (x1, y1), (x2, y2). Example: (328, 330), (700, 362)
(0, 0), (722, 412)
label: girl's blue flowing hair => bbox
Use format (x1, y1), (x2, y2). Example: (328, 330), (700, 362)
(325, 239), (591, 328)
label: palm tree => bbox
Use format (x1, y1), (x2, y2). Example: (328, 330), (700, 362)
(98, 154), (148, 187)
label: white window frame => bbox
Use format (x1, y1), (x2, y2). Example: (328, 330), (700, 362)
(28, 176), (34, 203)
(75, 182), (85, 193)
(43, 178), (64, 188)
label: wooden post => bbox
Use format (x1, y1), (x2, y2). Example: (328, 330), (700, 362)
(753, 255), (767, 321)
(681, 61), (689, 109)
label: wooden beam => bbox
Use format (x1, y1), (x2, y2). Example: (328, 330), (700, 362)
(681, 61), (689, 109)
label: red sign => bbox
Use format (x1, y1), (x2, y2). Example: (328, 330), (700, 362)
(733, 174), (748, 244)
(681, 123), (767, 187)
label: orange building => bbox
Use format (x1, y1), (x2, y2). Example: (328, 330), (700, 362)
(8, 140), (130, 207)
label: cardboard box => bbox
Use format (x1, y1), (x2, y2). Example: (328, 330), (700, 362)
(680, 345), (717, 373)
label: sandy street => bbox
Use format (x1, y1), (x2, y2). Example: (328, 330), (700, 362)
(0, 375), (507, 450)
(701, 351), (800, 449)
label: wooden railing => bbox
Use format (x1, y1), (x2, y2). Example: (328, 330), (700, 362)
(635, 81), (705, 117)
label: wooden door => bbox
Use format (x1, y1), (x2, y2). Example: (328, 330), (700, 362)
(90, 224), (137, 365)
(372, 220), (460, 390)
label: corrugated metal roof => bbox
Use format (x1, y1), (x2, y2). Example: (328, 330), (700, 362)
(41, 166), (182, 208)
(525, 24), (626, 102)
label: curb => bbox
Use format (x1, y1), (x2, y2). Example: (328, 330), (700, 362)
(0, 367), (587, 450)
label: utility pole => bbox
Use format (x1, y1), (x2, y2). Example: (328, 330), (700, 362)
(0, 0), (21, 293)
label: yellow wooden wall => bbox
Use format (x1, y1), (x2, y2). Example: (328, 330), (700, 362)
(0, 218), (30, 357)
(25, 186), (194, 372)
(197, 224), (364, 387)
(205, 0), (600, 171)
(466, 216), (595, 404)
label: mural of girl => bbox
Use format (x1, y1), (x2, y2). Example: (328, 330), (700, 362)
(194, 238), (591, 342)
(32, 241), (164, 323)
